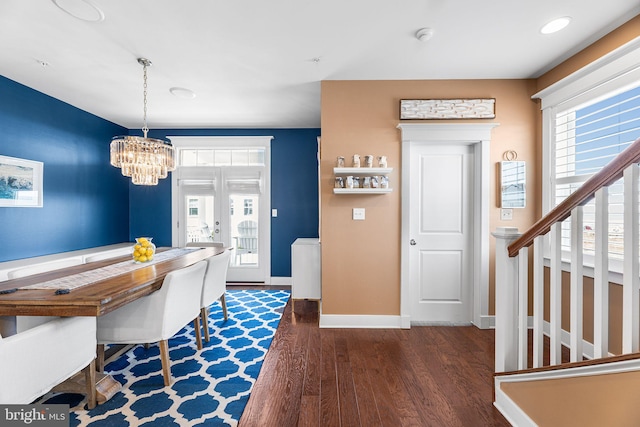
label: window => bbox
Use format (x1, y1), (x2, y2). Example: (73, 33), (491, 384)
(244, 199), (253, 215)
(551, 84), (640, 259)
(180, 148), (265, 167)
(188, 198), (198, 216)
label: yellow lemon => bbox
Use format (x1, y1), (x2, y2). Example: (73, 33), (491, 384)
(146, 248), (154, 256)
(138, 255), (148, 262)
(134, 244), (142, 252)
(133, 250), (141, 258)
(147, 255), (153, 261)
(137, 237), (148, 244)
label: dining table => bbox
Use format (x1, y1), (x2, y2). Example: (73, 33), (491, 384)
(0, 246), (223, 317)
(0, 245), (225, 404)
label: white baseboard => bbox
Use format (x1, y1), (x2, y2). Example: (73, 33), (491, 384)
(270, 276), (291, 286)
(480, 315), (495, 329)
(493, 394), (536, 427)
(319, 313), (404, 329)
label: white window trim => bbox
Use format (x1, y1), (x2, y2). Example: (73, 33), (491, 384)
(534, 36), (640, 283)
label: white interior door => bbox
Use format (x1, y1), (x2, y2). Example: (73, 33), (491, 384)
(409, 143), (474, 324)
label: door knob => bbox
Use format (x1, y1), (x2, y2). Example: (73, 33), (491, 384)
(410, 239), (416, 246)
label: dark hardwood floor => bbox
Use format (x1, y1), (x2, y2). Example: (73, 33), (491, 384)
(237, 294), (510, 427)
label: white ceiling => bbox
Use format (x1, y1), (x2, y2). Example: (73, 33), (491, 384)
(0, 0), (638, 129)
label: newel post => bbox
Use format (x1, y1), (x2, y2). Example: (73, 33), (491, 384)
(492, 227), (521, 373)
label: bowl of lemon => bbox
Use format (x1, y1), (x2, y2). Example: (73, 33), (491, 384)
(132, 237), (156, 263)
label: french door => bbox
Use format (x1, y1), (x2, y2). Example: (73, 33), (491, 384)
(170, 136), (271, 283)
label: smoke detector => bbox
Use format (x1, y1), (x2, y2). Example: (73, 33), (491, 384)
(416, 28), (434, 42)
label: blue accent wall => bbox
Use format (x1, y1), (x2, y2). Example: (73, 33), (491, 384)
(135, 128), (321, 277)
(0, 76), (129, 262)
(0, 75), (319, 275)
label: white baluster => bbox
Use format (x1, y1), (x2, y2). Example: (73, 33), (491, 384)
(518, 247), (529, 369)
(623, 164), (639, 353)
(492, 227), (521, 373)
(570, 206), (583, 362)
(533, 236), (544, 368)
(593, 187), (609, 358)
(550, 222), (562, 365)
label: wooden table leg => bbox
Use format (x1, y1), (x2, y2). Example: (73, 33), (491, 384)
(52, 370), (121, 407)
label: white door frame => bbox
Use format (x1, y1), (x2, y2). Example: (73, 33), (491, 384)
(169, 136), (272, 283)
(399, 123), (498, 329)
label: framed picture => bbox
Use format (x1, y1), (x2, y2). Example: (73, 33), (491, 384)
(0, 155), (43, 207)
(400, 99), (496, 120)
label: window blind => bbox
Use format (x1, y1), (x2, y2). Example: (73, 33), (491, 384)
(553, 84), (640, 258)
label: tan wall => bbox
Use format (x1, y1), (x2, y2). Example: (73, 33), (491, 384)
(319, 14), (640, 318)
(320, 79), (539, 315)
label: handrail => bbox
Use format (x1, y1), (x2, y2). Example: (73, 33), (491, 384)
(508, 137), (640, 257)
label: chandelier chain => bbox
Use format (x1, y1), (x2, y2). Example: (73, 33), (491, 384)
(142, 62), (149, 138)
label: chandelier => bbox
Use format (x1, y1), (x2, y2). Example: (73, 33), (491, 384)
(110, 58), (176, 186)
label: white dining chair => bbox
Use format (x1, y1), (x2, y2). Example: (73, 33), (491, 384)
(96, 260), (207, 386)
(200, 249), (231, 342)
(0, 316), (97, 409)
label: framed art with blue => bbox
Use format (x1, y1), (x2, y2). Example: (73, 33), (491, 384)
(0, 155), (44, 207)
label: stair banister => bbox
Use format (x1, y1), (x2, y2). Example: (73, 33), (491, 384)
(493, 136), (640, 374)
(507, 137), (640, 257)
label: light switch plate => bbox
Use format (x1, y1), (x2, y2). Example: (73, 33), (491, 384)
(501, 208), (513, 220)
(272, 209), (278, 217)
(353, 208), (365, 220)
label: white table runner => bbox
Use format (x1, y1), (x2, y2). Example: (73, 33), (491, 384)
(20, 248), (199, 291)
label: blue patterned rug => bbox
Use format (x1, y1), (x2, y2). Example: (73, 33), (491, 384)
(46, 289), (289, 426)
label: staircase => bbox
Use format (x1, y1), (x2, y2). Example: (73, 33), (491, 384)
(493, 137), (640, 426)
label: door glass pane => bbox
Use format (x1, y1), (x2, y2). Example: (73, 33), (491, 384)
(229, 194), (259, 267)
(185, 195), (216, 243)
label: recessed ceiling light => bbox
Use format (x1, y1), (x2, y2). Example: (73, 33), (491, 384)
(540, 16), (571, 34)
(170, 87), (196, 99)
(52, 0), (105, 22)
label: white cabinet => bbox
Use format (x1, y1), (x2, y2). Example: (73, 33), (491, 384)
(291, 238), (321, 300)
(333, 167), (393, 194)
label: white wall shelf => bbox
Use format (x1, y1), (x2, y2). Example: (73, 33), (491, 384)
(333, 188), (393, 194)
(333, 167), (393, 194)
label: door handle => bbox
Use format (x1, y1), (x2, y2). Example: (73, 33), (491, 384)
(410, 239), (416, 246)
